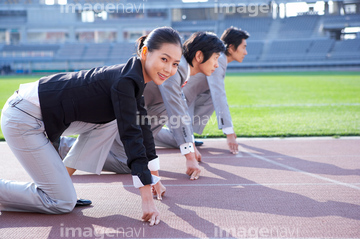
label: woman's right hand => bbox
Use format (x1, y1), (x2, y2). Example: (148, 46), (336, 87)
(139, 185), (160, 226)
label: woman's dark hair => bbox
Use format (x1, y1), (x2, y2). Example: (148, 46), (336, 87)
(221, 27), (250, 56)
(136, 26), (182, 56)
(183, 32), (225, 67)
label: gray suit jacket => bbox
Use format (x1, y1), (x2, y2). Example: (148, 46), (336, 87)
(183, 53), (233, 133)
(143, 56), (193, 146)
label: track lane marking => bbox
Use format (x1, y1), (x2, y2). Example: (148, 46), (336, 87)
(242, 150), (360, 190)
(75, 182), (360, 188)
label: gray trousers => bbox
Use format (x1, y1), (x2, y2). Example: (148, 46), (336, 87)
(58, 93), (215, 172)
(62, 120), (118, 175)
(190, 92), (215, 135)
(59, 134), (131, 174)
(0, 92), (117, 214)
(154, 92), (214, 148)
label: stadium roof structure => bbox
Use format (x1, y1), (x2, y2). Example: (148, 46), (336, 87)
(0, 0), (358, 6)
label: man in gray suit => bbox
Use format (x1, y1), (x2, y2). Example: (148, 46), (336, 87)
(155, 27), (249, 154)
(143, 32), (225, 181)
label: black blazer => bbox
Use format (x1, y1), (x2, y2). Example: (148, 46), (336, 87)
(38, 57), (156, 185)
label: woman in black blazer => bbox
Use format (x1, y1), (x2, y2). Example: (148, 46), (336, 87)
(0, 26), (182, 226)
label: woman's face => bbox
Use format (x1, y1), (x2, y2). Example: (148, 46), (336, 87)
(143, 43), (182, 85)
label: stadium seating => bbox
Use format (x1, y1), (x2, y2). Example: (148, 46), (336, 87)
(172, 20), (218, 32)
(222, 17), (272, 40)
(0, 7), (359, 72)
(0, 44), (59, 62)
(82, 44), (111, 61)
(241, 41), (264, 63)
(328, 39), (360, 60)
(323, 14), (360, 28)
(305, 39), (335, 61)
(107, 43), (137, 65)
(278, 15), (320, 39)
(264, 39), (312, 62)
(55, 44), (86, 61)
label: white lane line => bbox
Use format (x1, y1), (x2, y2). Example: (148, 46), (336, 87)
(202, 137), (360, 141)
(235, 152), (243, 157)
(76, 182), (360, 188)
(242, 150), (360, 191)
(230, 103), (360, 108)
(183, 154), (360, 159)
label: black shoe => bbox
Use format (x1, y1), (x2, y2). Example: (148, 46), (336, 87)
(76, 199), (92, 207)
(195, 141), (204, 147)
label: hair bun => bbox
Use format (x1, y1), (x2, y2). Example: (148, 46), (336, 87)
(136, 35), (148, 56)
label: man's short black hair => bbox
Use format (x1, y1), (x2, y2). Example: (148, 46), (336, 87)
(221, 27), (250, 56)
(183, 32), (225, 67)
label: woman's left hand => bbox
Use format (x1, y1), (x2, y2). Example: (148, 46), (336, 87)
(152, 181), (166, 200)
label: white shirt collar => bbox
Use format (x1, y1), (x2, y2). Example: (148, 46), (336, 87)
(186, 62), (191, 82)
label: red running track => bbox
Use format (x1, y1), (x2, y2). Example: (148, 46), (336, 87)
(0, 137), (359, 239)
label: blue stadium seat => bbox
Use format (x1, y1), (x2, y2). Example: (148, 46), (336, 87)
(278, 16), (319, 39)
(222, 17), (272, 40)
(264, 39), (312, 62)
(55, 44), (86, 61)
(328, 39), (360, 61)
(82, 43), (111, 61)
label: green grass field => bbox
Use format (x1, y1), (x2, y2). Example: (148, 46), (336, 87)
(0, 72), (359, 140)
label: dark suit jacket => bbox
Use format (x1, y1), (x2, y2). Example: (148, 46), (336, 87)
(38, 57), (155, 185)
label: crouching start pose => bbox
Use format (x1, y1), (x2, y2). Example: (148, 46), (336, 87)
(156, 27), (249, 154)
(59, 31), (226, 184)
(0, 26), (182, 226)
